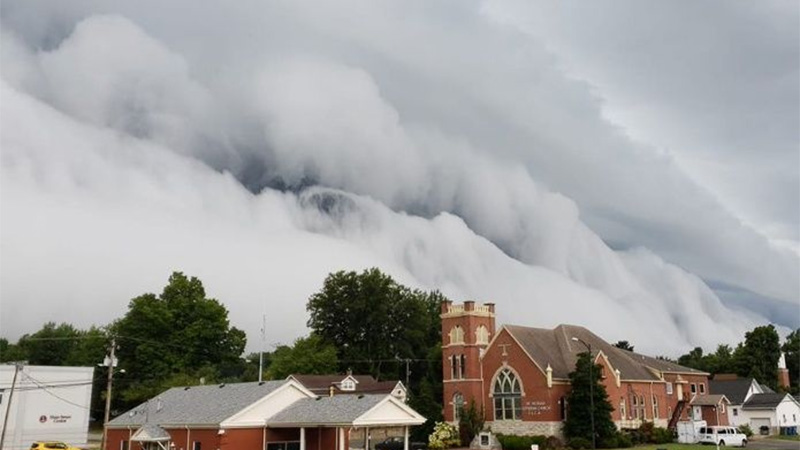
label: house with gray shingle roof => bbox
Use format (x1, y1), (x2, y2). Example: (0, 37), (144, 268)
(105, 378), (426, 450)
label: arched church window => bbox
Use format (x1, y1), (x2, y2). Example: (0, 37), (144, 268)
(493, 368), (522, 420)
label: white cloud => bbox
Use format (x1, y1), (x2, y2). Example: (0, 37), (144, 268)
(0, 3), (797, 356)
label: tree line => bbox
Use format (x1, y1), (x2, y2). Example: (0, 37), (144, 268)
(673, 325), (799, 393)
(0, 269), (445, 438)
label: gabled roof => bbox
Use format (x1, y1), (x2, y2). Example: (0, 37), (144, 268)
(267, 394), (425, 427)
(743, 393), (794, 410)
(107, 380), (287, 427)
(709, 378), (758, 405)
(690, 394), (730, 406)
(503, 324), (705, 380)
(131, 424), (170, 442)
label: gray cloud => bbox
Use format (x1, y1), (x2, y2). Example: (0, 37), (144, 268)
(1, 1), (797, 355)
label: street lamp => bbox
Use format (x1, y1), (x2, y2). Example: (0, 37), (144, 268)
(572, 337), (596, 450)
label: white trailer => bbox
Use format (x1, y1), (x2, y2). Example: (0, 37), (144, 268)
(677, 420), (706, 444)
(0, 365), (94, 450)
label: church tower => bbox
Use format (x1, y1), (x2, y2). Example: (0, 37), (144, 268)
(441, 299), (495, 422)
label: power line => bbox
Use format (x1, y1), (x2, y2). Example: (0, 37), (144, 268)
(20, 372), (90, 410)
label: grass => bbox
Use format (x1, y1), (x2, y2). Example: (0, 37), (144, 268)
(767, 435), (800, 441)
(606, 445), (709, 450)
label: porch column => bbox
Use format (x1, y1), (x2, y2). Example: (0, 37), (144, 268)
(404, 426), (410, 450)
(338, 428), (345, 450)
(300, 427), (306, 450)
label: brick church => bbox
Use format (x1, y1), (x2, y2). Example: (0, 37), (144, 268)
(441, 300), (727, 436)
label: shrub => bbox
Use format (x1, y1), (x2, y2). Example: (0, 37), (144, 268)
(496, 434), (548, 450)
(739, 424), (754, 437)
(614, 433), (633, 448)
(651, 427), (674, 444)
(568, 437), (592, 449)
(544, 436), (565, 450)
(428, 422), (460, 450)
(638, 422), (655, 443)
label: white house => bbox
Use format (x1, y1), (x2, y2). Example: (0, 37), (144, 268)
(0, 365), (94, 449)
(741, 393), (800, 435)
(709, 377), (765, 427)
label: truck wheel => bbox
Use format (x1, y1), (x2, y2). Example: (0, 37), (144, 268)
(719, 440), (725, 446)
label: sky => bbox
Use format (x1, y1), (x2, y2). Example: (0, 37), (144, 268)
(0, 0), (797, 358)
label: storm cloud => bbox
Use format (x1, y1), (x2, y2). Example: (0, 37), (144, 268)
(1, 0), (797, 356)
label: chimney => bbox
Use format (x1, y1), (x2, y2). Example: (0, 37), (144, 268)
(485, 302), (495, 314)
(441, 299), (452, 315)
(464, 301), (475, 312)
(778, 353), (791, 390)
(329, 385), (335, 397)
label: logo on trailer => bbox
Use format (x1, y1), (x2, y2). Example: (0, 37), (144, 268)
(39, 415), (47, 423)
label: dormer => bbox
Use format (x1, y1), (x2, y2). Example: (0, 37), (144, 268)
(339, 375), (358, 391)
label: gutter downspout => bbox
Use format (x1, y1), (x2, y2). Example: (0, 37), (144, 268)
(186, 425), (190, 450)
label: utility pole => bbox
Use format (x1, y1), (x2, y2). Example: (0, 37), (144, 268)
(405, 359), (410, 388)
(102, 338), (117, 450)
(259, 314), (266, 383)
(0, 362), (21, 450)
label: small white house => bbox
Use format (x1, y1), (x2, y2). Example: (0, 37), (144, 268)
(709, 377), (765, 427)
(0, 365), (94, 449)
(741, 393), (800, 435)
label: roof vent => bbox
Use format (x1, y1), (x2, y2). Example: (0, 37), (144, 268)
(358, 394), (364, 399)
(219, 383), (226, 388)
(258, 381), (265, 386)
(184, 386), (191, 391)
(316, 396), (322, 401)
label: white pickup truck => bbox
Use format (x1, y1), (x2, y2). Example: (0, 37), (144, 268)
(697, 426), (748, 447)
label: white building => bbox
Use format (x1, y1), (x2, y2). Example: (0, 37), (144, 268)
(741, 393), (800, 435)
(0, 365), (94, 450)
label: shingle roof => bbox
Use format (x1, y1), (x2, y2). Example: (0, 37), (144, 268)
(709, 378), (755, 405)
(743, 393), (790, 409)
(690, 394), (729, 406)
(107, 380), (287, 427)
(504, 324), (706, 380)
(267, 394), (385, 426)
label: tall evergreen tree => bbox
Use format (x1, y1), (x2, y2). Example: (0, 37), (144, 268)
(564, 352), (616, 447)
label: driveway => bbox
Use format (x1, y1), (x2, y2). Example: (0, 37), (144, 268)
(747, 438), (800, 450)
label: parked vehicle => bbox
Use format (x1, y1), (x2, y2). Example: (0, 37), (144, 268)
(374, 436), (427, 450)
(30, 442), (82, 450)
(698, 426), (748, 447)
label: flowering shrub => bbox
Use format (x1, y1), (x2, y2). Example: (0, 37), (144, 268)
(428, 421), (461, 449)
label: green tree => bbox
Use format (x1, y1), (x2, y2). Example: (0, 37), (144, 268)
(0, 338), (27, 362)
(458, 400), (485, 446)
(564, 352), (616, 447)
(111, 272), (247, 409)
(782, 329), (800, 394)
(735, 325), (781, 389)
(17, 322), (82, 365)
(613, 341), (634, 352)
(678, 347), (709, 372)
(267, 334), (339, 379)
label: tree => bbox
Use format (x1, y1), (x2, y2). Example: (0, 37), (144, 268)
(17, 322), (82, 365)
(111, 272), (247, 408)
(564, 352), (616, 447)
(782, 329), (800, 394)
(678, 347), (708, 372)
(613, 341), (634, 352)
(735, 325), (781, 389)
(306, 268), (444, 382)
(267, 334), (339, 379)
(458, 400), (485, 446)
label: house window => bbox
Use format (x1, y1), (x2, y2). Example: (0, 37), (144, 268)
(640, 395), (647, 420)
(453, 392), (465, 421)
(620, 398), (627, 420)
(721, 402), (725, 414)
(475, 325), (490, 345)
(193, 442), (201, 450)
(493, 368), (522, 420)
(699, 383), (705, 394)
(652, 395), (659, 419)
(783, 414), (787, 423)
(733, 408), (738, 417)
(120, 442), (129, 450)
(560, 397), (567, 420)
(666, 383), (673, 395)
(460, 354), (466, 379)
(341, 379), (355, 391)
(450, 355), (456, 379)
(690, 384), (697, 394)
(449, 326), (465, 345)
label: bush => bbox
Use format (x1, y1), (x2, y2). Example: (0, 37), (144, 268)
(568, 437), (592, 449)
(614, 433), (633, 448)
(496, 434), (548, 450)
(739, 424), (754, 437)
(651, 427), (674, 444)
(544, 436), (565, 450)
(638, 422), (655, 443)
(428, 422), (460, 450)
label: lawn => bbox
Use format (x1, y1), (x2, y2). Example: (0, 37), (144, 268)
(767, 435), (800, 441)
